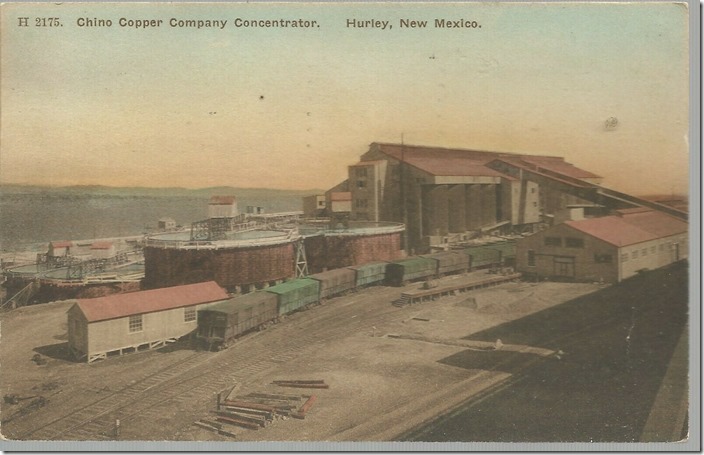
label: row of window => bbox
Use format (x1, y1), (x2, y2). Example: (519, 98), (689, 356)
(128, 307), (196, 333)
(525, 250), (612, 267)
(621, 242), (676, 262)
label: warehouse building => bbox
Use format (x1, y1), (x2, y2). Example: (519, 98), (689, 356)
(337, 142), (603, 253)
(515, 209), (688, 283)
(332, 142), (686, 254)
(67, 281), (229, 363)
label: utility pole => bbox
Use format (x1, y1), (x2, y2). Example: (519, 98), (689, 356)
(400, 133), (408, 253)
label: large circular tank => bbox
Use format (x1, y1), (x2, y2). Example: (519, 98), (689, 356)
(143, 221), (405, 291)
(300, 221), (405, 273)
(143, 229), (297, 292)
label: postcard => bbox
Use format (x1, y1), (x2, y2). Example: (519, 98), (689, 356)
(0, 1), (698, 451)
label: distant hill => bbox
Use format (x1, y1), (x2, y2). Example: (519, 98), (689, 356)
(0, 184), (325, 252)
(0, 184), (324, 198)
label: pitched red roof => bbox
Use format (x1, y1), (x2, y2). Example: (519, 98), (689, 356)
(50, 241), (73, 248)
(372, 142), (597, 180)
(75, 281), (229, 322)
(374, 143), (510, 178)
(209, 196), (236, 205)
(564, 211), (687, 247)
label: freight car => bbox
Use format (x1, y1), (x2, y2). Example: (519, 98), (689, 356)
(265, 278), (321, 316)
(463, 241), (516, 269)
(419, 251), (469, 277)
(196, 291), (279, 349)
(386, 257), (437, 286)
(309, 268), (357, 300)
(347, 262), (388, 288)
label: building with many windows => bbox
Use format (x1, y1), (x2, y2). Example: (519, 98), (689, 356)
(515, 208), (688, 283)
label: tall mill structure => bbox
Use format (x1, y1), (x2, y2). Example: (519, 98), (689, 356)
(325, 142), (684, 254)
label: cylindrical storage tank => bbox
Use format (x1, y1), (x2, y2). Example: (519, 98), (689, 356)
(310, 268), (357, 299)
(300, 222), (404, 274)
(143, 234), (296, 291)
(386, 257), (437, 286)
(420, 252), (469, 276)
(266, 278), (320, 316)
(348, 262), (388, 288)
(304, 232), (402, 273)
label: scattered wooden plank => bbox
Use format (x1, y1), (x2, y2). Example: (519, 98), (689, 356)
(218, 428), (238, 438)
(220, 405), (273, 419)
(298, 395), (317, 414)
(213, 410), (267, 427)
(223, 400), (276, 412)
(273, 379), (325, 385)
(216, 415), (260, 430)
(193, 421), (220, 432)
(275, 382), (329, 389)
(246, 392), (302, 402)
(200, 419), (223, 430)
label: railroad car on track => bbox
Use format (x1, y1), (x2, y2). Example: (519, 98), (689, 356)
(196, 291), (278, 349)
(309, 268), (357, 300)
(265, 278), (321, 316)
(347, 262), (389, 288)
(385, 257), (437, 286)
(419, 251), (470, 277)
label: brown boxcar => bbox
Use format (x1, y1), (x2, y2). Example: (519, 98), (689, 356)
(196, 292), (278, 349)
(309, 268), (357, 299)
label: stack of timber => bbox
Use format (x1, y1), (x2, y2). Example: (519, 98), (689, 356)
(193, 387), (321, 436)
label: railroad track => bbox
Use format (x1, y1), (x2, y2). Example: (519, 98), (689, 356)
(9, 285), (406, 441)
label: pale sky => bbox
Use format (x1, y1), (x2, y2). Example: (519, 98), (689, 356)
(0, 2), (691, 195)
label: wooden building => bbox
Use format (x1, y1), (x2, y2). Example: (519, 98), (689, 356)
(67, 281), (229, 363)
(90, 241), (116, 260)
(48, 241), (73, 258)
(515, 209), (688, 283)
(208, 195), (238, 219)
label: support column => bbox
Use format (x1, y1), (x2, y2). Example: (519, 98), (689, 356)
(481, 184), (497, 227)
(422, 185), (449, 237)
(448, 184), (466, 233)
(465, 184), (482, 230)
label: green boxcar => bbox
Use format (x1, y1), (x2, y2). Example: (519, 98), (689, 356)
(266, 278), (321, 316)
(386, 257), (437, 286)
(347, 262), (388, 287)
(310, 268), (357, 299)
(196, 292), (278, 347)
(420, 252), (470, 276)
(464, 241), (515, 268)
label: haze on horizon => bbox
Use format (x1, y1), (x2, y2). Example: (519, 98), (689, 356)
(0, 2), (691, 196)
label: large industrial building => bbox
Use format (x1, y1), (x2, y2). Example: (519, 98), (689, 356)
(325, 142), (686, 254)
(515, 208), (688, 283)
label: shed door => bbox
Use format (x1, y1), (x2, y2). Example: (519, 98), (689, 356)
(553, 256), (575, 278)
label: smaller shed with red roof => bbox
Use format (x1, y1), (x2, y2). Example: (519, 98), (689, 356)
(67, 281), (229, 363)
(515, 210), (687, 283)
(48, 241), (73, 257)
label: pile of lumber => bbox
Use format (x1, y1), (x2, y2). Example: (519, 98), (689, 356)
(193, 386), (321, 437)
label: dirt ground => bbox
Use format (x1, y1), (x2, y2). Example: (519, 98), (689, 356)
(0, 272), (603, 442)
